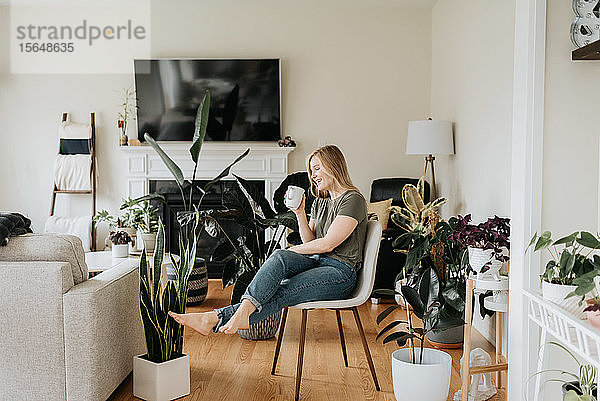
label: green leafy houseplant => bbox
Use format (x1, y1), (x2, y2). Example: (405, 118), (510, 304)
(376, 267), (462, 363)
(211, 175), (298, 305)
(120, 197), (160, 233)
(137, 90), (249, 362)
(386, 213), (468, 331)
(528, 342), (597, 401)
(527, 231), (600, 303)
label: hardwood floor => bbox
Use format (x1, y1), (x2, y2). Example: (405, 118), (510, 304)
(110, 280), (506, 401)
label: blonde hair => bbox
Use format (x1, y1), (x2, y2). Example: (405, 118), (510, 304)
(306, 145), (361, 198)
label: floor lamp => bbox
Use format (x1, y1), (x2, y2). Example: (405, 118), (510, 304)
(406, 120), (454, 200)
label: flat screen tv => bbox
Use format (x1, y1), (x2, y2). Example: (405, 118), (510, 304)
(134, 58), (281, 142)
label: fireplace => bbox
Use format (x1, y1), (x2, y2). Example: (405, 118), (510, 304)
(150, 179), (265, 279)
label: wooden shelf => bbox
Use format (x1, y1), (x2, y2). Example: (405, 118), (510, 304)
(53, 190), (92, 194)
(572, 39), (600, 60)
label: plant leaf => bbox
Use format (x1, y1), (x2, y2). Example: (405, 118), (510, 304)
(376, 305), (400, 325)
(553, 232), (578, 247)
(190, 91), (210, 163)
(203, 148), (250, 193)
(233, 174), (276, 219)
(577, 232), (600, 249)
(526, 232), (538, 251)
(382, 331), (415, 345)
(401, 285), (424, 319)
(376, 321), (407, 341)
(144, 133), (184, 187)
(402, 184), (425, 215)
(534, 231), (553, 252)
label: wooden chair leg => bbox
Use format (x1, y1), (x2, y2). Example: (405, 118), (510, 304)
(352, 306), (380, 391)
(335, 310), (348, 367)
(295, 309), (308, 401)
(271, 307), (289, 375)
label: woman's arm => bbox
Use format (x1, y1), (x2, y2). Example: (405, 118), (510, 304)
(289, 215), (358, 255)
(291, 194), (315, 243)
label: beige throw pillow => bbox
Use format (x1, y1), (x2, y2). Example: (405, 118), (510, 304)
(367, 199), (393, 230)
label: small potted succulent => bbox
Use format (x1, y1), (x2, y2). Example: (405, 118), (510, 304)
(527, 231), (600, 318)
(109, 230), (132, 258)
(447, 214), (510, 278)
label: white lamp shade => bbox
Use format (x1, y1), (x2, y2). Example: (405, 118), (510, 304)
(406, 120), (454, 155)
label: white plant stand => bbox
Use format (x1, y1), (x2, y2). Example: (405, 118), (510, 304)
(524, 289), (600, 400)
(461, 276), (509, 401)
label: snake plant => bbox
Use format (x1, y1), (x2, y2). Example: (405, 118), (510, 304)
(136, 90), (249, 362)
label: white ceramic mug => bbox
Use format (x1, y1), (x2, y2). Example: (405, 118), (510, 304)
(285, 185), (304, 210)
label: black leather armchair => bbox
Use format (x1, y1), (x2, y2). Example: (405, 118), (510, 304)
(369, 178), (430, 300)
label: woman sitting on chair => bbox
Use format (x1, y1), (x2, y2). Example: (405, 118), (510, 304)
(169, 144), (367, 335)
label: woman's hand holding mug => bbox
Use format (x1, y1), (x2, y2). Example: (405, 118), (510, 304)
(285, 185), (305, 214)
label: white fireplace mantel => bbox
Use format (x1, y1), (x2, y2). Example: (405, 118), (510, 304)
(122, 142), (295, 203)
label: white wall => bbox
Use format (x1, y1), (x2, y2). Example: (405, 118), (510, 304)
(0, 1), (432, 247)
(430, 0), (515, 342)
(541, 1), (600, 399)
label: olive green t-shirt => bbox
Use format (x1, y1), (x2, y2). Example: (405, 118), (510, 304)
(311, 190), (367, 267)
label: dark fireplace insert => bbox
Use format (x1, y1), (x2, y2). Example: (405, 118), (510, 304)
(149, 179), (265, 279)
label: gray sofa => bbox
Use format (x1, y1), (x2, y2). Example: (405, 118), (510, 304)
(0, 234), (145, 401)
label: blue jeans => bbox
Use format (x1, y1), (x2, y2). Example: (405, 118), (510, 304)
(213, 249), (358, 332)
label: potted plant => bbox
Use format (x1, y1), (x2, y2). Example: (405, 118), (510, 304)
(527, 231), (600, 318)
(386, 177), (447, 307)
(109, 230), (131, 258)
(446, 214), (510, 278)
(388, 212), (469, 347)
(117, 86), (137, 146)
(121, 198), (160, 254)
(584, 297), (600, 329)
(132, 90), (249, 400)
(93, 209), (134, 250)
(376, 267), (457, 401)
(210, 175), (298, 340)
(529, 341), (597, 401)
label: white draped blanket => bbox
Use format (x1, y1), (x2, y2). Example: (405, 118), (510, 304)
(53, 154), (91, 190)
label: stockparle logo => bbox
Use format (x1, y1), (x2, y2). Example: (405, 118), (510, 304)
(10, 0), (151, 74)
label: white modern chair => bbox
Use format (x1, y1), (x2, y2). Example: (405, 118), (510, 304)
(271, 220), (382, 401)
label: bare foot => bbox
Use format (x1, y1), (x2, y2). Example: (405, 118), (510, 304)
(168, 311), (219, 335)
(219, 300), (256, 334)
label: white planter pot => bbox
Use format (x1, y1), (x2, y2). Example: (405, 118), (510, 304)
(541, 281), (585, 319)
(141, 232), (157, 254)
(112, 243), (129, 258)
(392, 347), (452, 401)
(133, 354), (190, 401)
(468, 248), (503, 277)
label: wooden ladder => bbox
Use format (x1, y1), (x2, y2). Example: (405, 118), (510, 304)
(49, 112), (97, 251)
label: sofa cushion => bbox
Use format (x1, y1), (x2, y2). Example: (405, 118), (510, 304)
(0, 233), (88, 284)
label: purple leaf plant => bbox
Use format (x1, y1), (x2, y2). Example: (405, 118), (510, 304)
(448, 214), (510, 273)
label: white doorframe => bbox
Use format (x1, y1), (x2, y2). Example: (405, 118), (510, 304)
(508, 0), (546, 400)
